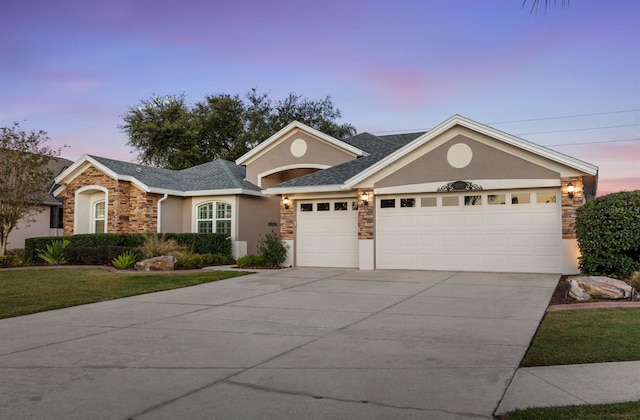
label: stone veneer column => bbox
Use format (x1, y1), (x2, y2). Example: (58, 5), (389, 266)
(561, 176), (584, 239)
(279, 197), (295, 267)
(279, 198), (294, 240)
(357, 188), (375, 269)
(357, 189), (374, 239)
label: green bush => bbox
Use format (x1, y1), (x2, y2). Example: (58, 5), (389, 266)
(237, 254), (266, 268)
(25, 233), (232, 264)
(64, 246), (143, 265)
(0, 255), (22, 268)
(112, 251), (138, 269)
(257, 231), (288, 268)
(177, 253), (234, 269)
(575, 190), (640, 280)
(37, 240), (70, 265)
(163, 233), (231, 256)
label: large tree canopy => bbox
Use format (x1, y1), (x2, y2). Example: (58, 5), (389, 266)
(121, 89), (356, 169)
(0, 123), (61, 255)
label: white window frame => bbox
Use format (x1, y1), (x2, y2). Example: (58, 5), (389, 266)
(93, 200), (106, 233)
(195, 200), (232, 235)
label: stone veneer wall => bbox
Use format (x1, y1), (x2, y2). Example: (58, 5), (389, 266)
(280, 198), (294, 240)
(358, 188), (374, 240)
(60, 166), (159, 235)
(561, 176), (584, 239)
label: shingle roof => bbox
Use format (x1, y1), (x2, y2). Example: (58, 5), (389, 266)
(89, 155), (261, 192)
(271, 131), (425, 188)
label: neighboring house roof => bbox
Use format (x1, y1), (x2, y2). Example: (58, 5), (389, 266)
(45, 156), (74, 205)
(266, 115), (599, 194)
(54, 155), (262, 197)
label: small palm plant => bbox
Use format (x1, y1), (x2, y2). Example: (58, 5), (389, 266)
(112, 250), (137, 270)
(37, 239), (70, 265)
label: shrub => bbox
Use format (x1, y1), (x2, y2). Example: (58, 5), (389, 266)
(140, 234), (184, 258)
(64, 246), (143, 265)
(257, 231), (288, 267)
(112, 250), (138, 269)
(177, 253), (205, 270)
(25, 233), (232, 264)
(37, 239), (70, 265)
(575, 190), (640, 280)
(237, 254), (266, 268)
(176, 253), (234, 269)
(164, 233), (231, 256)
(0, 254), (22, 268)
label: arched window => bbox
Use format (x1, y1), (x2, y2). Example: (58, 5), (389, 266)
(197, 202), (231, 234)
(94, 200), (106, 233)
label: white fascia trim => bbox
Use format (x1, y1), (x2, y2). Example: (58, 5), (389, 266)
(453, 116), (599, 175)
(264, 184), (347, 195)
(345, 115), (598, 187)
(147, 187), (265, 197)
(235, 121), (364, 165)
(374, 179), (561, 195)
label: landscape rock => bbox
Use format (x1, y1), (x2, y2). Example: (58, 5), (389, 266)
(568, 276), (632, 301)
(135, 255), (177, 271)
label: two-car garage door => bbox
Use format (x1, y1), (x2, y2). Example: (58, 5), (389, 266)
(376, 190), (562, 273)
(295, 190), (562, 273)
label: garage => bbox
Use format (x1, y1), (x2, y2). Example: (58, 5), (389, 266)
(376, 189), (562, 273)
(296, 199), (359, 267)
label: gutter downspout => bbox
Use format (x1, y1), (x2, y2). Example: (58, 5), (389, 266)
(157, 194), (168, 233)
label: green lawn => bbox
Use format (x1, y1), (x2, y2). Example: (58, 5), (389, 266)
(0, 267), (249, 319)
(522, 307), (640, 367)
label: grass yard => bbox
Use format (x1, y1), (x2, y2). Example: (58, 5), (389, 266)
(522, 307), (640, 366)
(0, 267), (249, 319)
(499, 400), (640, 419)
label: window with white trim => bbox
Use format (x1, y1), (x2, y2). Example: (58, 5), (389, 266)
(94, 200), (105, 233)
(197, 202), (232, 234)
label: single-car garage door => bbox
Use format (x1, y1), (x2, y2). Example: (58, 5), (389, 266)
(296, 199), (359, 268)
(376, 189), (561, 273)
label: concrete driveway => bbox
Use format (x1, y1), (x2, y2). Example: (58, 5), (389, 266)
(0, 268), (558, 419)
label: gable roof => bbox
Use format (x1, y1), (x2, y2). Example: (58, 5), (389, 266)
(265, 115), (598, 194)
(265, 132), (425, 192)
(54, 155), (262, 197)
(235, 121), (365, 165)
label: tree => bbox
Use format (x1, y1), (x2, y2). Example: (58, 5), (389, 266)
(523, 0), (569, 13)
(121, 89), (356, 169)
(0, 123), (61, 255)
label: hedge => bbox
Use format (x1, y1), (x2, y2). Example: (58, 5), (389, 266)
(25, 233), (232, 265)
(575, 190), (640, 280)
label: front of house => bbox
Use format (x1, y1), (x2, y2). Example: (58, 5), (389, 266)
(54, 115), (598, 274)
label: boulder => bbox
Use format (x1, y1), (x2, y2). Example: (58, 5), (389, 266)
(135, 256), (177, 271)
(568, 276), (632, 301)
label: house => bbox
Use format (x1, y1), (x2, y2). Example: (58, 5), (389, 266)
(54, 115), (598, 274)
(7, 156), (73, 250)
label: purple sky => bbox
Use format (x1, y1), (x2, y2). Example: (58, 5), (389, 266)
(1, 0), (638, 195)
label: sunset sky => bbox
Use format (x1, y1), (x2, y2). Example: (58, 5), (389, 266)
(1, 0), (638, 195)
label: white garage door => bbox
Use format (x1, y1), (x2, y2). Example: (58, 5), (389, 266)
(296, 199), (359, 268)
(376, 190), (561, 273)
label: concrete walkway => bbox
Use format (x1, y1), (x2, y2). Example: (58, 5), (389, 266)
(0, 268), (559, 419)
(496, 361), (640, 415)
